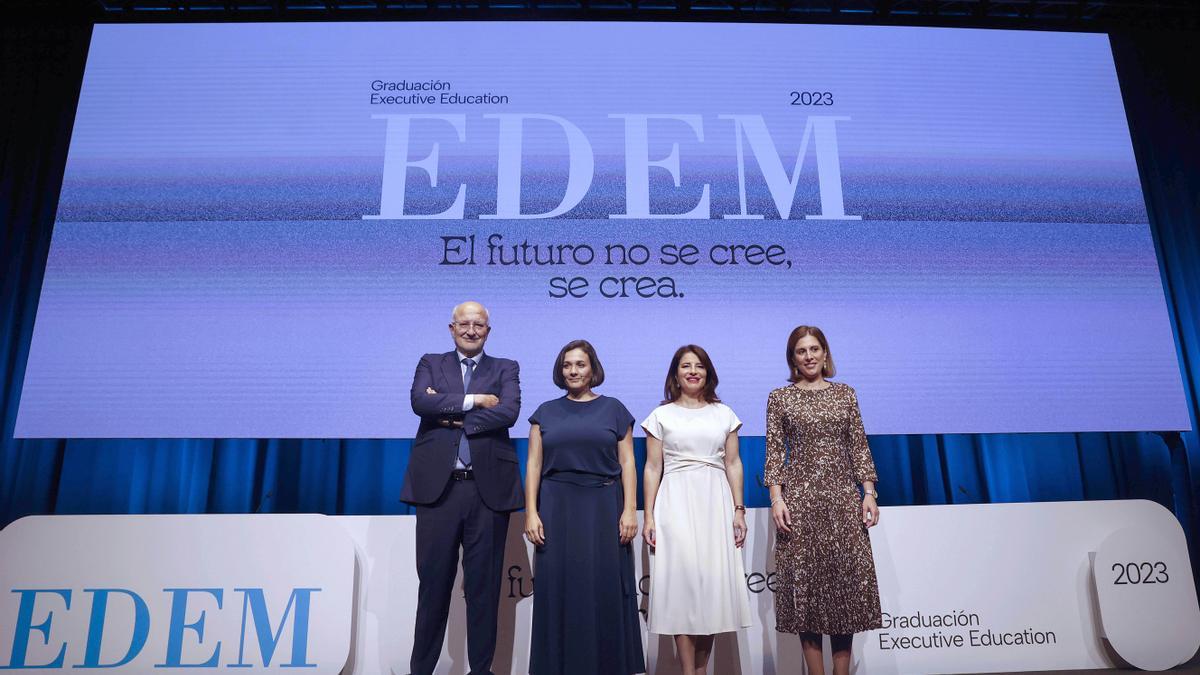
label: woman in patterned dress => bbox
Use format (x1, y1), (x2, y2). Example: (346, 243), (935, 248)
(764, 325), (882, 675)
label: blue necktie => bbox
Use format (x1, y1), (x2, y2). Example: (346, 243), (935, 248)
(458, 357), (475, 467)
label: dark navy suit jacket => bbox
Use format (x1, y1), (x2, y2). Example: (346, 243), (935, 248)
(401, 351), (524, 511)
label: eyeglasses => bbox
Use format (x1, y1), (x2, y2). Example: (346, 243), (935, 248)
(452, 321), (489, 332)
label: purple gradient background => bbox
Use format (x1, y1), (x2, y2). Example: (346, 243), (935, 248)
(19, 219), (1184, 437)
(13, 22), (1190, 437)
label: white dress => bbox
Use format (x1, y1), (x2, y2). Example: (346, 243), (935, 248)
(641, 402), (754, 635)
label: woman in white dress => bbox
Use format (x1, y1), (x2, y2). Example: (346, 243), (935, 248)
(641, 344), (754, 674)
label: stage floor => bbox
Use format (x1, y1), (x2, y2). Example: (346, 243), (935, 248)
(987, 653), (1200, 674)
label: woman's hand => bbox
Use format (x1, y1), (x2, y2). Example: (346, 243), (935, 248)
(772, 499), (792, 533)
(619, 510), (638, 545)
(862, 495), (880, 528)
(525, 511), (545, 546)
(733, 510), (747, 548)
(643, 516), (656, 548)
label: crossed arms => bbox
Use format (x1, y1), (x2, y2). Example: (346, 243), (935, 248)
(409, 356), (521, 435)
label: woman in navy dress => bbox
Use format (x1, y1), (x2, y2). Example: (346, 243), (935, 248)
(524, 339), (645, 675)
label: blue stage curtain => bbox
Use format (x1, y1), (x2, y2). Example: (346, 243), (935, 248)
(1, 26), (1198, 579)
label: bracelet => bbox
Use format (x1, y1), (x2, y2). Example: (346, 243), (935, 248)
(770, 497), (784, 506)
(863, 488), (878, 499)
(733, 505), (746, 512)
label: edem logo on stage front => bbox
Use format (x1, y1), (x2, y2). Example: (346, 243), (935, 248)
(0, 587), (320, 669)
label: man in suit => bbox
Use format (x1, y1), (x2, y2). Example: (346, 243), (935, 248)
(402, 300), (523, 675)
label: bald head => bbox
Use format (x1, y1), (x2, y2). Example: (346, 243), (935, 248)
(450, 301), (489, 324)
(449, 301), (491, 357)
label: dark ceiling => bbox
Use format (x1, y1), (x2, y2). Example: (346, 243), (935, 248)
(10, 0), (1200, 30)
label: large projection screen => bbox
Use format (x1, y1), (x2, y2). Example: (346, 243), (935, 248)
(14, 22), (1190, 438)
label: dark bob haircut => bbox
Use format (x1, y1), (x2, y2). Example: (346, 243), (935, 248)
(663, 344), (721, 404)
(786, 325), (836, 382)
(552, 339), (605, 390)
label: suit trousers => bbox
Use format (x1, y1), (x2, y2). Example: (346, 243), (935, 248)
(410, 478), (510, 675)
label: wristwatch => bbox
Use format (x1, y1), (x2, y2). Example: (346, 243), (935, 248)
(863, 488), (878, 499)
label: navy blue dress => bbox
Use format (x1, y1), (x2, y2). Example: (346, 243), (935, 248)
(528, 395), (645, 675)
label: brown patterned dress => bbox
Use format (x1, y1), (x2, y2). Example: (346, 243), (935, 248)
(763, 381), (882, 635)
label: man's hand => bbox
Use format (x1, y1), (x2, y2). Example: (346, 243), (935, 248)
(473, 394), (500, 409)
(426, 387), (438, 395)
